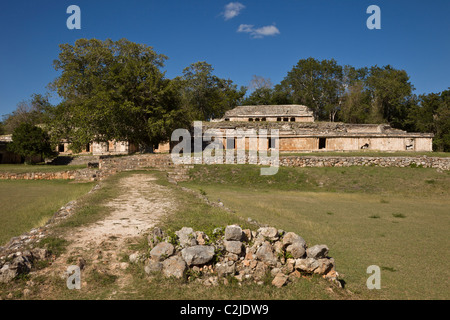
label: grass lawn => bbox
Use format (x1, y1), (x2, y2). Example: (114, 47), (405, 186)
(2, 166), (448, 300)
(280, 151), (450, 157)
(180, 165), (450, 300)
(0, 164), (87, 173)
(0, 180), (94, 245)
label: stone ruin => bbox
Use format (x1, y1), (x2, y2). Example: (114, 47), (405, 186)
(130, 225), (340, 288)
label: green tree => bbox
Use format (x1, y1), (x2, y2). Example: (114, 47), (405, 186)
(339, 81), (372, 123)
(7, 123), (54, 164)
(242, 75), (274, 105)
(365, 65), (414, 125)
(280, 57), (343, 121)
(2, 94), (50, 134)
(175, 61), (246, 121)
(48, 38), (179, 152)
(406, 90), (450, 151)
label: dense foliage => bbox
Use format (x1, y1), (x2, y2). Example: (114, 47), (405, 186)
(242, 58), (449, 151)
(7, 123), (54, 163)
(1, 40), (448, 152)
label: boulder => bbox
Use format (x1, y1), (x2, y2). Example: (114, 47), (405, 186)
(256, 242), (277, 266)
(175, 227), (198, 247)
(282, 232), (306, 248)
(181, 245), (215, 266)
(162, 256), (187, 279)
(295, 258), (320, 273)
(196, 231), (209, 245)
(253, 261), (268, 281)
(257, 227), (279, 240)
(286, 242), (306, 259)
(306, 245), (329, 259)
(242, 229), (252, 242)
(148, 227), (164, 248)
(224, 225), (243, 241)
(272, 273), (288, 288)
(0, 255), (32, 283)
(144, 260), (163, 274)
(150, 242), (174, 261)
(314, 258), (335, 275)
(223, 241), (242, 255)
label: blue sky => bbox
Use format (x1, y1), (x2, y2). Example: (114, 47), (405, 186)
(0, 0), (449, 117)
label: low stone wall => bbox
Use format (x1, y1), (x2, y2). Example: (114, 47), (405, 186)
(0, 168), (99, 181)
(279, 156), (450, 171)
(132, 225), (340, 288)
(98, 154), (173, 177)
(2, 154), (447, 182)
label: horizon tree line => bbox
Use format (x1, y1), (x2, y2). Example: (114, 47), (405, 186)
(0, 38), (448, 156)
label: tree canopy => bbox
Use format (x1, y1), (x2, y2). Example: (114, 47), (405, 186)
(7, 123), (54, 164)
(174, 61), (246, 121)
(47, 38), (180, 152)
(2, 41), (448, 152)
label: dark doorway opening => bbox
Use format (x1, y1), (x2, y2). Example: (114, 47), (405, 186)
(268, 137), (277, 149)
(319, 138), (326, 149)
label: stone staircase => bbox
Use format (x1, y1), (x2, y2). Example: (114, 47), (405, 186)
(166, 164), (193, 184)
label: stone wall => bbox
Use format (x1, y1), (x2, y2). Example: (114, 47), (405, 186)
(0, 168), (99, 181)
(279, 155), (450, 171)
(100, 153), (450, 172)
(98, 154), (173, 174)
(137, 225), (340, 288)
(1, 154), (448, 183)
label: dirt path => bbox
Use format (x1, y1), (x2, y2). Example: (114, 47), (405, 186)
(35, 173), (175, 296)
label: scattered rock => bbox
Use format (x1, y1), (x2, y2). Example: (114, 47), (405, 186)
(145, 260), (163, 274)
(306, 245), (329, 259)
(150, 242), (174, 261)
(148, 227), (165, 248)
(295, 258), (320, 273)
(162, 256), (187, 279)
(215, 261), (236, 277)
(181, 245), (215, 266)
(258, 227), (279, 240)
(223, 241), (243, 255)
(282, 232), (306, 248)
(286, 242), (306, 259)
(224, 225), (243, 241)
(175, 227), (197, 247)
(196, 231), (209, 245)
(129, 252), (144, 264)
(272, 273), (288, 288)
(256, 242), (277, 266)
(137, 224), (340, 289)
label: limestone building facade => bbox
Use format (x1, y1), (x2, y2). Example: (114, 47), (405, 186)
(205, 105), (433, 152)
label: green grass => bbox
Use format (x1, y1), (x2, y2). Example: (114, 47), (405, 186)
(0, 164), (87, 173)
(281, 151), (450, 157)
(3, 165), (448, 300)
(180, 164), (450, 299)
(0, 180), (94, 245)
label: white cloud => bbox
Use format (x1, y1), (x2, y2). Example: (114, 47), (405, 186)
(223, 2), (245, 20)
(237, 24), (254, 33)
(237, 24), (280, 38)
